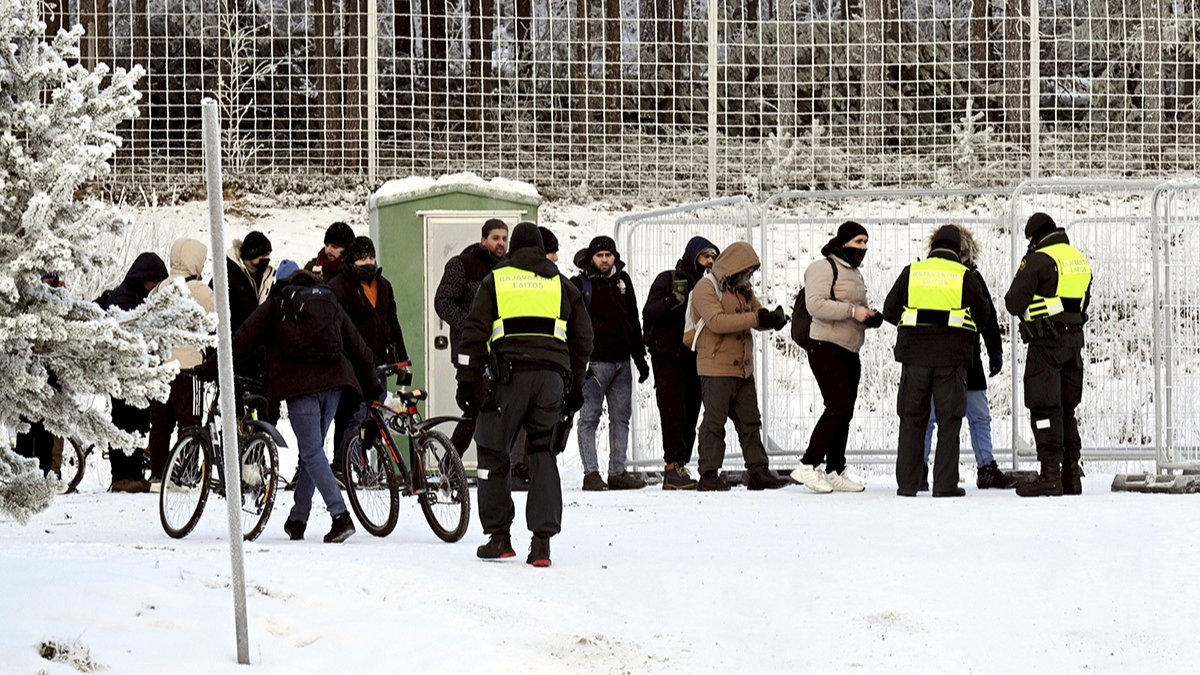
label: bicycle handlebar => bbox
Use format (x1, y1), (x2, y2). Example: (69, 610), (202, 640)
(375, 361), (414, 386)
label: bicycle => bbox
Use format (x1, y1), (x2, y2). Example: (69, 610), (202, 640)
(341, 362), (470, 542)
(158, 377), (284, 541)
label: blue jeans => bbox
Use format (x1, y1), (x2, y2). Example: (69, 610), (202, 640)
(287, 389), (347, 522)
(577, 360), (633, 475)
(923, 389), (994, 466)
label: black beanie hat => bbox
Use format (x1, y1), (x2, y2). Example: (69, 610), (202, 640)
(482, 218), (509, 238)
(509, 222), (544, 253)
(587, 235), (618, 258)
(324, 221), (354, 248)
(239, 231), (272, 260)
(836, 221), (869, 245)
(1025, 212), (1057, 241)
(537, 225), (559, 254)
(343, 236), (376, 264)
(930, 225), (962, 254)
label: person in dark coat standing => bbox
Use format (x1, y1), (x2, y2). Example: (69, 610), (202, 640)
(304, 221), (355, 283)
(435, 219), (508, 455)
(219, 231), (276, 333)
(1005, 213), (1093, 497)
(328, 236), (410, 475)
(97, 252), (170, 492)
(539, 225), (560, 264)
(570, 236), (650, 491)
(883, 225), (993, 497)
(641, 236), (719, 490)
(456, 223), (593, 566)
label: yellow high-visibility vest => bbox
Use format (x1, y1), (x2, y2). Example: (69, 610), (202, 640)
(489, 267), (568, 350)
(1023, 243), (1092, 321)
(899, 257), (977, 331)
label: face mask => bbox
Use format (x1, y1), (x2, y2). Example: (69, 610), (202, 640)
(843, 247), (866, 268)
(352, 263), (379, 281)
(257, 258), (271, 271)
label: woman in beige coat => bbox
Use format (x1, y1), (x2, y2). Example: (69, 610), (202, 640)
(790, 222), (883, 493)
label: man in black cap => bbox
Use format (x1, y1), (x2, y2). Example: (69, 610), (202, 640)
(221, 230), (276, 333)
(456, 223), (593, 567)
(436, 218), (509, 456)
(570, 235), (650, 491)
(305, 221), (355, 283)
(538, 225), (559, 264)
(1005, 213), (1093, 497)
(883, 225), (992, 497)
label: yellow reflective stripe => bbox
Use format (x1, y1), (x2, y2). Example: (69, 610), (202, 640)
(900, 258), (976, 331)
(1023, 243), (1091, 321)
(489, 267), (566, 347)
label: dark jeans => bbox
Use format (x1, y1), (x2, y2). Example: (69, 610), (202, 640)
(1024, 335), (1085, 465)
(110, 398), (150, 482)
(474, 370), (564, 538)
(147, 373), (202, 480)
(801, 342), (861, 474)
(652, 353), (702, 466)
(697, 375), (770, 474)
(332, 386), (362, 468)
(896, 364), (966, 493)
(15, 418), (54, 475)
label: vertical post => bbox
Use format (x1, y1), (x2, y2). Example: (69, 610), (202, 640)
(367, 0), (379, 188)
(1028, 2), (1040, 178)
(1009, 190), (1023, 470)
(707, 0), (717, 199)
(201, 98), (251, 667)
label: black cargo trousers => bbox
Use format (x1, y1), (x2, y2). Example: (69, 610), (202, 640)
(474, 369), (565, 538)
(897, 364), (967, 493)
(1023, 329), (1084, 466)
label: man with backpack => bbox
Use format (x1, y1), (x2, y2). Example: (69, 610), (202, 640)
(641, 236), (719, 490)
(570, 236), (650, 491)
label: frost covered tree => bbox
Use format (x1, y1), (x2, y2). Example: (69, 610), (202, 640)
(0, 0), (213, 522)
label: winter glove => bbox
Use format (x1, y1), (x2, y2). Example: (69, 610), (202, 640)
(455, 380), (478, 415)
(864, 310), (885, 329)
(564, 386), (585, 414)
(757, 306), (788, 331)
(663, 289), (686, 310)
(635, 358), (650, 384)
(988, 352), (1004, 377)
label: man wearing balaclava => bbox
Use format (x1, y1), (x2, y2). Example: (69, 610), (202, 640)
(1004, 213), (1093, 497)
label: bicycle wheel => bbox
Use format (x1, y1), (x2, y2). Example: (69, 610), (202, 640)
(343, 431), (399, 537)
(57, 439), (87, 494)
(238, 431), (278, 541)
(416, 430), (471, 543)
(159, 430), (211, 539)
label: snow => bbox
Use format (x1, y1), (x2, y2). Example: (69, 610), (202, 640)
(3, 476), (1199, 672)
(369, 172), (542, 211)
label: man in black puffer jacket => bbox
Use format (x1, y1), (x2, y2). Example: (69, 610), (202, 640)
(641, 236), (719, 490)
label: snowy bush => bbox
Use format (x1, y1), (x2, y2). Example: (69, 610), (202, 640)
(38, 636), (107, 672)
(0, 0), (214, 519)
(0, 447), (57, 524)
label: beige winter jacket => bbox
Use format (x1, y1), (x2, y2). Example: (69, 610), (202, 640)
(169, 238), (216, 368)
(805, 255), (869, 353)
(692, 241), (764, 378)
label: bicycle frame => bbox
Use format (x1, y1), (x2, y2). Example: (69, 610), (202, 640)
(365, 395), (429, 495)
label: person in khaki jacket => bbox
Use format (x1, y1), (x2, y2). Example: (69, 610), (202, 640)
(790, 221), (883, 493)
(689, 241), (790, 492)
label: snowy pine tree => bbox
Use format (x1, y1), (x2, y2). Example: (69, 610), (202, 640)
(1, 1), (214, 521)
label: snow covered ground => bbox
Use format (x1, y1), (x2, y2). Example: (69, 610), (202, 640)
(3, 475), (1199, 673)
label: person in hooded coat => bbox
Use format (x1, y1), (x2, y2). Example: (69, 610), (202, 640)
(97, 251), (170, 492)
(220, 231), (276, 332)
(789, 222), (882, 494)
(641, 236), (720, 490)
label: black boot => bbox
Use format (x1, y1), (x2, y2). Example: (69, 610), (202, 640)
(1061, 461), (1083, 495)
(747, 468), (788, 490)
(918, 463), (930, 492)
(324, 512), (356, 543)
(527, 535), (552, 567)
(477, 532), (516, 560)
(977, 461), (1019, 489)
(283, 519), (306, 541)
(697, 471), (731, 492)
(1017, 461), (1064, 497)
(933, 486), (966, 498)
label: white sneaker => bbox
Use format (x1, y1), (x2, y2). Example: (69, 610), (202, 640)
(790, 463), (834, 493)
(825, 469), (866, 492)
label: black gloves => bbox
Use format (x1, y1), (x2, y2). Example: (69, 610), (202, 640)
(664, 289), (686, 310)
(989, 352), (1003, 377)
(635, 358), (650, 384)
(455, 380), (478, 414)
(864, 310), (884, 329)
(564, 386), (585, 414)
(757, 305), (788, 331)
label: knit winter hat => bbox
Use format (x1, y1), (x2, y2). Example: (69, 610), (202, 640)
(276, 259), (301, 282)
(324, 221), (355, 248)
(835, 221), (869, 245)
(343, 236), (377, 264)
(537, 225), (559, 254)
(930, 225), (962, 255)
(587, 235), (618, 258)
(482, 218), (509, 238)
(1025, 212), (1058, 241)
(239, 231), (272, 260)
(509, 222), (545, 254)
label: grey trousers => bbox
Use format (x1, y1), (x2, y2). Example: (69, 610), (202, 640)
(697, 375), (771, 474)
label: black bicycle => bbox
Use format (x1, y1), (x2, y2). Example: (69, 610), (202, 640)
(159, 378), (284, 541)
(342, 362), (470, 542)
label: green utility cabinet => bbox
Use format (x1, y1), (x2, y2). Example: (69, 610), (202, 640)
(368, 173), (541, 468)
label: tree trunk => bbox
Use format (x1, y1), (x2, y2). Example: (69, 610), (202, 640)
(78, 0), (112, 72)
(861, 0), (888, 147)
(603, 0), (621, 136)
(573, 0), (590, 133)
(314, 0), (339, 169)
(1139, 0), (1163, 169)
(1003, 0), (1029, 144)
(343, 0), (367, 170)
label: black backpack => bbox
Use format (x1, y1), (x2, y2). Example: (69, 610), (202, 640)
(791, 258), (838, 351)
(277, 285), (343, 363)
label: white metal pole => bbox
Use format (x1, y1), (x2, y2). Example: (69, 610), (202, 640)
(1028, 1), (1040, 178)
(201, 98), (251, 667)
(707, 0), (718, 199)
(366, 0), (379, 188)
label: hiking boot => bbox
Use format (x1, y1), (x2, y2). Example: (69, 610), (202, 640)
(662, 463), (698, 490)
(919, 463), (930, 492)
(747, 468), (788, 490)
(825, 469), (866, 493)
(477, 532), (516, 560)
(582, 472), (607, 491)
(789, 463), (833, 493)
(1017, 461), (1064, 497)
(1062, 461), (1083, 495)
(284, 519), (306, 541)
(932, 487), (967, 498)
(511, 463), (531, 492)
(977, 461), (1018, 489)
(527, 535), (552, 567)
(697, 471), (731, 492)
(607, 472), (646, 490)
(896, 488), (917, 497)
(323, 512), (356, 543)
